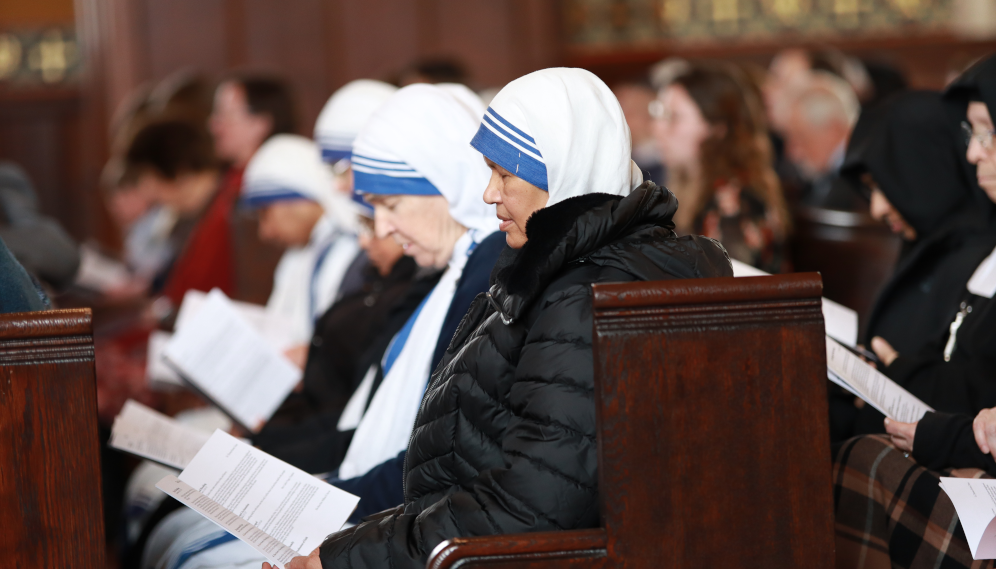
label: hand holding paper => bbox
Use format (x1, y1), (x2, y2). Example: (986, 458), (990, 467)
(826, 337), (932, 423)
(157, 430), (358, 568)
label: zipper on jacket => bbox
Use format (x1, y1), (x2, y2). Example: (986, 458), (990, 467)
(944, 302), (972, 362)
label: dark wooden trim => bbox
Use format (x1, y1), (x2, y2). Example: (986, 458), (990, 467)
(427, 529), (608, 569)
(0, 308), (92, 339)
(592, 273), (823, 309)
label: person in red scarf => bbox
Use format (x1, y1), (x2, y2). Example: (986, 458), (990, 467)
(199, 76), (297, 303)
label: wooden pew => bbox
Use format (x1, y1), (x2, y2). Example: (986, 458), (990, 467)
(0, 308), (105, 567)
(427, 274), (834, 569)
(791, 206), (901, 335)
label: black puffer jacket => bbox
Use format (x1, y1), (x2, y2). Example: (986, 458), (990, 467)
(319, 183), (731, 569)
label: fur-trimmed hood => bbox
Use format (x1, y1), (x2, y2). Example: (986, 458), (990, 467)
(487, 181), (732, 324)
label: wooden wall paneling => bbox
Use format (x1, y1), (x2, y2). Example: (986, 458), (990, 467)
(333, 0), (421, 83)
(0, 88), (102, 244)
(508, 0), (564, 84)
(143, 0), (229, 81)
(74, 0), (150, 249)
(242, 0), (333, 132)
(431, 0), (515, 87)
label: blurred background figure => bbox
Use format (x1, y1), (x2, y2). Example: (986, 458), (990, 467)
(241, 134), (360, 349)
(0, 162), (79, 292)
(397, 57), (469, 86)
(613, 82), (664, 183)
(781, 71), (865, 211)
(652, 63), (789, 273)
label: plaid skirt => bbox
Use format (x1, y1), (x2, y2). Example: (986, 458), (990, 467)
(833, 435), (993, 569)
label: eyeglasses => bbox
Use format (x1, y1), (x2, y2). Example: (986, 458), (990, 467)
(962, 121), (996, 150)
(648, 99), (675, 123)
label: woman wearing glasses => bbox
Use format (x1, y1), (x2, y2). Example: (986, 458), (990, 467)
(827, 90), (996, 441)
(832, 54), (996, 569)
(650, 62), (789, 273)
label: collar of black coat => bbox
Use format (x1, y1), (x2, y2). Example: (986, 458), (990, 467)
(486, 181), (730, 325)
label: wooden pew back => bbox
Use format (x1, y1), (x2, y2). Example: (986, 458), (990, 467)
(428, 274), (835, 569)
(0, 309), (105, 567)
(592, 273), (834, 567)
(791, 206), (901, 334)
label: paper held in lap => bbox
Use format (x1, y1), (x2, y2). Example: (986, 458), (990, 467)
(162, 289), (302, 433)
(157, 430), (359, 569)
(939, 478), (996, 560)
(825, 337), (932, 423)
(109, 400), (211, 470)
(730, 259), (858, 347)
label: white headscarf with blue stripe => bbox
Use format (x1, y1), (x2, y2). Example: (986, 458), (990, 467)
(242, 134), (358, 226)
(333, 84), (498, 479)
(351, 83), (497, 234)
(242, 134), (360, 343)
(470, 67), (643, 205)
(314, 80), (398, 164)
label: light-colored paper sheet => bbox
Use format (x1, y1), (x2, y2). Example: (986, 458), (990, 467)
(174, 289), (298, 352)
(146, 291), (298, 389)
(156, 430), (359, 568)
(826, 336), (932, 422)
(729, 259), (858, 346)
(110, 400), (210, 470)
(163, 289), (302, 432)
(74, 244), (132, 292)
(146, 330), (183, 387)
(939, 477), (996, 559)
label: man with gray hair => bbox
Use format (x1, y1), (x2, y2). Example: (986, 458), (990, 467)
(781, 71), (865, 210)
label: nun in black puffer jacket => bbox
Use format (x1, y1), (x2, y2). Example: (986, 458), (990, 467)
(273, 68), (732, 569)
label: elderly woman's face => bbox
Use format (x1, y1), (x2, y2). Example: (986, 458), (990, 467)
(482, 158), (548, 249)
(370, 194), (462, 268)
(967, 101), (996, 203)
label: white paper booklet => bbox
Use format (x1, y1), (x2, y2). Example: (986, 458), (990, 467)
(110, 400), (211, 470)
(163, 289), (302, 433)
(146, 330), (183, 387)
(173, 289), (299, 351)
(156, 430), (359, 568)
(146, 290), (299, 388)
(74, 244), (133, 292)
(825, 336), (932, 422)
(939, 477), (996, 559)
(729, 259), (858, 347)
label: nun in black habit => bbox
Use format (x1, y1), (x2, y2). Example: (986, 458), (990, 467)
(842, 90), (996, 356)
(831, 55), (996, 569)
(838, 64), (996, 440)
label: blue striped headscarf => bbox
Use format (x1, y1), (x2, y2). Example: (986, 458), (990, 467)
(242, 135), (358, 229)
(351, 84), (497, 234)
(470, 68), (643, 205)
(314, 80), (398, 164)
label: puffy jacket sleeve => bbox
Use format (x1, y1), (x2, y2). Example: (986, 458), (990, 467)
(318, 284), (598, 569)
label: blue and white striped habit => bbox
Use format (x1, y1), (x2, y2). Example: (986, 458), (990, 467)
(470, 67), (643, 206)
(470, 106), (548, 191)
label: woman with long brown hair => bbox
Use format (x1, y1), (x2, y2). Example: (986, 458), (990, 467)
(652, 62), (789, 273)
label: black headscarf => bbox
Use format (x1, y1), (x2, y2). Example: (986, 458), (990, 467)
(945, 53), (996, 220)
(841, 90), (985, 239)
(945, 54), (996, 124)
